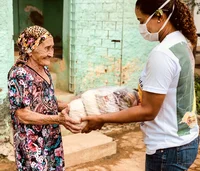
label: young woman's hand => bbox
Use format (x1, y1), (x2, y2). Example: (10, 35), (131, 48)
(81, 115), (104, 133)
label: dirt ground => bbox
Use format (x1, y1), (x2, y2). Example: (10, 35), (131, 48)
(67, 123), (200, 171)
(0, 123), (200, 171)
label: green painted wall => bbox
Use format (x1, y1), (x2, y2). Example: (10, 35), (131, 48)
(122, 0), (157, 88)
(0, 0), (14, 155)
(68, 0), (156, 94)
(13, 0), (157, 94)
(0, 0), (14, 101)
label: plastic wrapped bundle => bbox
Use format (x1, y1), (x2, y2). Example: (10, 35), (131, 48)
(82, 86), (121, 114)
(95, 92), (120, 114)
(81, 89), (101, 115)
(81, 86), (139, 114)
(113, 87), (139, 110)
(68, 98), (88, 128)
(68, 86), (139, 125)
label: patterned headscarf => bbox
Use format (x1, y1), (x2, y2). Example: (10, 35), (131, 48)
(16, 25), (52, 62)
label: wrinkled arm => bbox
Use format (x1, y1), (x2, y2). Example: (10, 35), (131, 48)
(16, 107), (60, 125)
(16, 107), (82, 133)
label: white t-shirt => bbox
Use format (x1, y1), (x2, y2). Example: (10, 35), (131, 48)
(139, 31), (199, 155)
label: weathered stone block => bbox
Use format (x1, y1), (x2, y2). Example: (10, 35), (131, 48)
(63, 131), (117, 168)
(88, 38), (102, 46)
(109, 12), (123, 21)
(74, 37), (89, 46)
(81, 46), (95, 55)
(95, 30), (109, 39)
(115, 22), (123, 31)
(102, 39), (115, 49)
(103, 3), (116, 12)
(117, 3), (124, 12)
(75, 21), (89, 29)
(95, 47), (108, 57)
(109, 30), (122, 40)
(108, 49), (121, 58)
(88, 21), (103, 29)
(103, 21), (116, 30)
(96, 12), (109, 21)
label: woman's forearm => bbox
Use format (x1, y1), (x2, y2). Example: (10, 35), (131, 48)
(98, 105), (154, 124)
(16, 107), (83, 133)
(16, 108), (61, 125)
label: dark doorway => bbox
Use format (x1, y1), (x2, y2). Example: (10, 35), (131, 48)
(13, 0), (63, 59)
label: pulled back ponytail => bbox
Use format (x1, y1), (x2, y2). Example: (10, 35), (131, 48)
(170, 0), (197, 48)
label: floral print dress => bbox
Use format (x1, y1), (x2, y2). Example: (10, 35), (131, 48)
(8, 64), (65, 171)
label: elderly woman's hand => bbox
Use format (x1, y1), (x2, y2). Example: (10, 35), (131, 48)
(61, 104), (70, 114)
(59, 107), (82, 133)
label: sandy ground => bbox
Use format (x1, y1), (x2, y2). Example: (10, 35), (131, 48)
(67, 123), (200, 171)
(1, 123), (199, 171)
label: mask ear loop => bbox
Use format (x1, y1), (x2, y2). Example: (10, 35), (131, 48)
(144, 0), (172, 24)
(159, 0), (171, 9)
(157, 4), (175, 32)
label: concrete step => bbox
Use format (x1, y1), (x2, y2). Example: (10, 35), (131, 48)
(62, 131), (117, 168)
(61, 125), (72, 136)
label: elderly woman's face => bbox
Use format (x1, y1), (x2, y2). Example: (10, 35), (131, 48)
(30, 37), (54, 67)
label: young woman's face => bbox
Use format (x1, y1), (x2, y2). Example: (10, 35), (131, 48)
(30, 37), (54, 67)
(135, 7), (161, 33)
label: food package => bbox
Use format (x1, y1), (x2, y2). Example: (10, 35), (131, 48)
(113, 87), (139, 110)
(68, 86), (139, 126)
(68, 98), (88, 128)
(81, 89), (101, 115)
(95, 92), (120, 114)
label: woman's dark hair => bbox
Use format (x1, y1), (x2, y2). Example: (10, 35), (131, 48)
(136, 0), (197, 49)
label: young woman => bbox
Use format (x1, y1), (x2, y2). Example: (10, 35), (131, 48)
(81, 0), (199, 170)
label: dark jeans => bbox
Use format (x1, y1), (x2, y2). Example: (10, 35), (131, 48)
(145, 136), (199, 171)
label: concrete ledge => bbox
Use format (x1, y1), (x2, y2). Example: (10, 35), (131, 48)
(62, 131), (117, 168)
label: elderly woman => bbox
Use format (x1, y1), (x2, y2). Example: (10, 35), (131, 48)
(7, 26), (81, 171)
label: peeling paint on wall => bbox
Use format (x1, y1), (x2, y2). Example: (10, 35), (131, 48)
(69, 0), (155, 94)
(122, 59), (140, 85)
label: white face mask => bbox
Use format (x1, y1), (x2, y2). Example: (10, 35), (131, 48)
(139, 0), (174, 42)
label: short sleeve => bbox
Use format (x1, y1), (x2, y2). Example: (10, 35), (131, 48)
(8, 67), (33, 111)
(143, 51), (178, 94)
